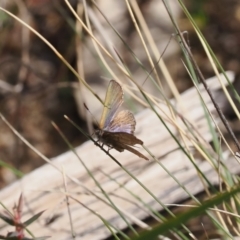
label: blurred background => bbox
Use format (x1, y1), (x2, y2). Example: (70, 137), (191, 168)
(0, 0), (239, 187)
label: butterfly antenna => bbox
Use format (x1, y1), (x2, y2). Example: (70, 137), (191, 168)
(83, 103), (100, 132)
(142, 34), (174, 86)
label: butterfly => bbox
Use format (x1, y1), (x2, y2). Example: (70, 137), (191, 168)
(95, 80), (148, 160)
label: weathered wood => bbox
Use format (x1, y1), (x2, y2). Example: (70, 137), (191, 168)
(0, 72), (238, 239)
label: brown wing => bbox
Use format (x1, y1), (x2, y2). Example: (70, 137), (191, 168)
(106, 110), (136, 134)
(122, 144), (148, 160)
(100, 131), (148, 160)
(102, 132), (143, 146)
(109, 141), (148, 160)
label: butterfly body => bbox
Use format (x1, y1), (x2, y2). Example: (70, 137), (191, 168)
(96, 80), (148, 160)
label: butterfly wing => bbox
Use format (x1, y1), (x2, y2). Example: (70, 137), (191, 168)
(97, 80), (148, 160)
(102, 132), (143, 145)
(102, 132), (148, 160)
(106, 110), (136, 134)
(121, 144), (148, 160)
(99, 80), (123, 129)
